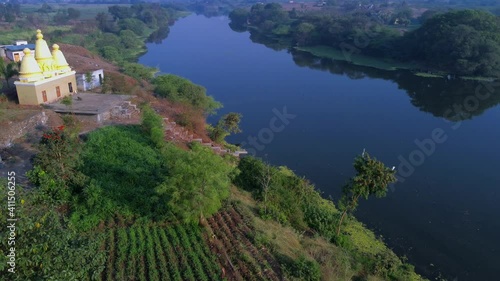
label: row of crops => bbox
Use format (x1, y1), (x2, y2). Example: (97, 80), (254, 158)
(99, 220), (222, 281)
(206, 205), (283, 281)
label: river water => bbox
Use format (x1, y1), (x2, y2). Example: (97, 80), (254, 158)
(139, 15), (500, 280)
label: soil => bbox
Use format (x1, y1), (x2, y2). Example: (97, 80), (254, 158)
(59, 43), (120, 74)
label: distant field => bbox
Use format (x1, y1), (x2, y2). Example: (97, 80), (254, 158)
(21, 4), (129, 20)
(295, 45), (418, 71)
(0, 25), (72, 44)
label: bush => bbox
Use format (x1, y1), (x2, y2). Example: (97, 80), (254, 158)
(303, 199), (338, 240)
(141, 105), (165, 148)
(281, 255), (321, 281)
(155, 142), (233, 223)
(122, 63), (157, 82)
(152, 74), (221, 115)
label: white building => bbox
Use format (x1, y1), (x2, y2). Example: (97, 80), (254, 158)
(76, 69), (104, 91)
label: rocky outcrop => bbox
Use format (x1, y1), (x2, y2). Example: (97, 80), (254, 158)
(0, 110), (47, 149)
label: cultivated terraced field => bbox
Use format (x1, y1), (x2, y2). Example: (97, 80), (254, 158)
(206, 205), (284, 281)
(99, 219), (221, 281)
(98, 206), (285, 281)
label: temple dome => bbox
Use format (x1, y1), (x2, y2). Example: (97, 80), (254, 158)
(52, 44), (71, 73)
(34, 29), (55, 77)
(18, 48), (44, 82)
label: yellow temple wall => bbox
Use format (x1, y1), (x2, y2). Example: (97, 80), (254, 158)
(15, 72), (76, 105)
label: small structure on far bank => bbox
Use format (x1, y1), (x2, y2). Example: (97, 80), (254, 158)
(76, 69), (104, 91)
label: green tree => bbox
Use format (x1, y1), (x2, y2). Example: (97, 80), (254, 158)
(118, 18), (146, 36)
(401, 9), (500, 76)
(294, 22), (315, 46)
(99, 46), (121, 63)
(27, 125), (87, 204)
(141, 105), (165, 148)
(156, 143), (233, 223)
(0, 59), (19, 89)
(0, 186), (105, 281)
(337, 152), (396, 235)
(122, 63), (157, 81)
(119, 29), (142, 49)
(208, 112), (242, 143)
(85, 72), (93, 84)
(152, 74), (222, 115)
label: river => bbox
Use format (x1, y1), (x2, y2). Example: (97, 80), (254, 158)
(139, 14), (500, 281)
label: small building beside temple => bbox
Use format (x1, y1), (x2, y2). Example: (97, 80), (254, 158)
(14, 30), (77, 105)
(76, 69), (104, 91)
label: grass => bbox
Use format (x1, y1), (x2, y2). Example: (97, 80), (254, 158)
(0, 25), (72, 44)
(229, 186), (376, 280)
(415, 72), (498, 82)
(295, 45), (418, 71)
(414, 72), (444, 78)
(228, 184), (427, 281)
(460, 76), (497, 82)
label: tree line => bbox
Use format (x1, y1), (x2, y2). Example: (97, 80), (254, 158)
(230, 3), (500, 77)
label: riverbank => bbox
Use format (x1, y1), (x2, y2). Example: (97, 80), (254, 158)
(1, 6), (427, 280)
(296, 45), (498, 82)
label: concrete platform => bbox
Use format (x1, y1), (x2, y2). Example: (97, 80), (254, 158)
(45, 93), (132, 114)
(44, 93), (135, 123)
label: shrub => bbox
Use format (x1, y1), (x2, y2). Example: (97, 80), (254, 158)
(141, 105), (165, 148)
(281, 255), (321, 281)
(152, 74), (221, 115)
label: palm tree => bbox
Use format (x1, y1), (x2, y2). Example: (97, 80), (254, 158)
(0, 59), (20, 89)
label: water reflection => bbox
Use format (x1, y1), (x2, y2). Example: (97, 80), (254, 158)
(147, 26), (170, 44)
(290, 50), (500, 121)
(240, 24), (500, 121)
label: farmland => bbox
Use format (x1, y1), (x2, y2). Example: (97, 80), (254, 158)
(97, 203), (286, 281)
(99, 217), (222, 281)
(206, 204), (284, 281)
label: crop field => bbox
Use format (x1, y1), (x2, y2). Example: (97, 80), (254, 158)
(99, 218), (221, 281)
(98, 205), (285, 281)
(206, 205), (284, 281)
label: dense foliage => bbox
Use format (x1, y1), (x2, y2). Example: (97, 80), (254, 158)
(0, 58), (19, 90)
(152, 74), (222, 115)
(234, 156), (420, 280)
(1, 125), (105, 280)
(155, 142), (233, 223)
(400, 10), (500, 76)
(230, 4), (500, 77)
(337, 152), (397, 235)
(208, 112), (242, 143)
(72, 109), (233, 228)
(0, 188), (105, 280)
(0, 1), (20, 22)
